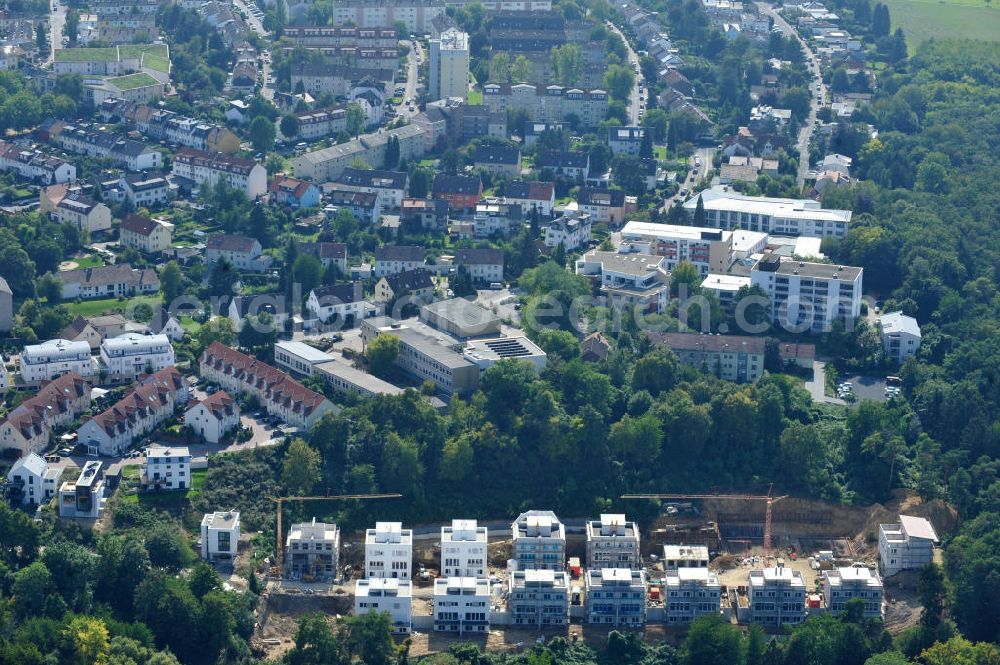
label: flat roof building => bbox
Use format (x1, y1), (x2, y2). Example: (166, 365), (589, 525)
(420, 298), (501, 338)
(685, 186), (852, 238)
(201, 511), (240, 561)
(663, 567), (722, 625)
(365, 521), (413, 580)
(879, 515), (938, 577)
(273, 340), (335, 377)
(663, 545), (710, 570)
(313, 361), (405, 399)
(586, 514), (642, 570)
(585, 568), (646, 626)
(356, 578), (413, 634)
(748, 564), (806, 627)
(512, 510), (566, 572)
(462, 336), (547, 373)
(433, 577), (490, 635)
(823, 566), (883, 618)
(509, 569), (570, 628)
(286, 518), (340, 581)
(441, 519), (488, 578)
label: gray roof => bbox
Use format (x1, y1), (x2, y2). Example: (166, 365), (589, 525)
(879, 311), (920, 338)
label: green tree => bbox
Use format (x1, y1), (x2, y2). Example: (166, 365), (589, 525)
(680, 616), (742, 665)
(642, 108), (669, 142)
(196, 317), (236, 353)
(511, 55), (532, 83)
(35, 23), (45, 49)
(280, 114), (300, 139)
(342, 613), (396, 665)
(292, 254), (324, 299)
(346, 103), (366, 136)
(409, 168), (430, 198)
(249, 116), (276, 153)
(284, 613), (342, 665)
(159, 261), (183, 304)
(145, 524), (195, 571)
(489, 52), (511, 83)
(639, 129), (653, 158)
(604, 64), (635, 101)
(64, 9), (79, 44)
(919, 637), (1000, 665)
(693, 193), (706, 226)
(872, 3), (891, 36)
(12, 561), (52, 619)
(384, 135), (400, 169)
(63, 616), (109, 665)
(632, 348), (679, 396)
(35, 272), (62, 302)
(366, 334), (400, 378)
(282, 438), (321, 495)
(42, 541), (97, 612)
(550, 44), (583, 85)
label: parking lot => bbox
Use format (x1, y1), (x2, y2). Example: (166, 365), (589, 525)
(837, 374), (896, 404)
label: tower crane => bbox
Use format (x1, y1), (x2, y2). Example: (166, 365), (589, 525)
(622, 485), (788, 550)
(273, 493), (402, 576)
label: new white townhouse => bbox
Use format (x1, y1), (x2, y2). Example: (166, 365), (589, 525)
(20, 339), (96, 385)
(285, 518), (340, 581)
(365, 522), (413, 580)
(6, 453), (63, 506)
(750, 253), (863, 333)
(586, 514), (642, 570)
(433, 577), (490, 635)
(184, 391), (240, 444)
(878, 515), (938, 577)
(748, 564), (807, 628)
(663, 568), (722, 625)
(201, 510), (241, 560)
(171, 148), (267, 199)
(512, 510), (566, 572)
(823, 566), (884, 618)
(508, 569), (570, 628)
(585, 568), (647, 626)
(440, 519), (488, 578)
(356, 578), (413, 634)
(99, 333), (175, 382)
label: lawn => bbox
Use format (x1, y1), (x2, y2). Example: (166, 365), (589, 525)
(108, 73), (160, 91)
(884, 0), (1000, 49)
(64, 294), (163, 318)
(654, 145), (668, 160)
(179, 316), (201, 334)
(72, 254), (105, 269)
(141, 54), (170, 73)
(120, 43), (170, 60)
(119, 468), (206, 509)
(55, 47), (117, 61)
(467, 89), (483, 105)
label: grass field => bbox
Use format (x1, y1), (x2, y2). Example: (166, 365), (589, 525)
(55, 47), (117, 62)
(120, 43), (169, 60)
(64, 294), (163, 318)
(884, 0), (1000, 49)
(141, 54), (170, 73)
(108, 73), (160, 90)
(467, 89), (483, 105)
(120, 468), (206, 508)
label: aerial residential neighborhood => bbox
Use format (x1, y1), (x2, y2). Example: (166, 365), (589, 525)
(0, 0), (994, 663)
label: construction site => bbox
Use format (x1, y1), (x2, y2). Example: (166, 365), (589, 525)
(250, 489), (957, 660)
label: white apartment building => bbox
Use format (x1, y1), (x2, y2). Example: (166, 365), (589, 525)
(120, 214), (173, 254)
(663, 544), (710, 570)
(544, 214), (592, 252)
(685, 187), (853, 238)
(201, 510), (240, 560)
(473, 197), (523, 239)
(123, 176), (169, 209)
(54, 196), (112, 234)
(649, 332), (765, 383)
(618, 221), (769, 276)
(585, 568), (647, 626)
(748, 565), (806, 628)
(454, 248), (504, 285)
(7, 453), (63, 506)
(440, 519), (488, 578)
(356, 578), (413, 634)
(171, 148), (267, 199)
(429, 29), (469, 102)
(878, 515), (938, 577)
(878, 311), (921, 364)
(273, 340), (335, 377)
(365, 522), (413, 580)
(508, 569), (570, 628)
(751, 253), (863, 333)
(575, 250), (670, 314)
(433, 577), (490, 634)
(20, 339), (95, 385)
(184, 391), (240, 444)
(374, 245), (426, 278)
(334, 168), (407, 210)
(286, 518), (340, 580)
(142, 445), (191, 490)
(330, 0), (446, 33)
(586, 514), (641, 570)
(512, 510), (566, 572)
(205, 234), (273, 272)
(483, 84), (609, 128)
(663, 567), (722, 625)
(305, 282), (366, 324)
(99, 333), (175, 382)
(823, 566), (884, 618)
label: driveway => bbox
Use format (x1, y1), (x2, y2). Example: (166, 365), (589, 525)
(804, 360), (846, 405)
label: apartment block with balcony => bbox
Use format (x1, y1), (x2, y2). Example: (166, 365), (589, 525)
(823, 566), (883, 618)
(748, 564), (806, 628)
(433, 577), (490, 634)
(878, 515), (938, 577)
(356, 578), (413, 634)
(508, 569), (570, 627)
(751, 253), (863, 333)
(440, 519), (488, 578)
(586, 514), (641, 570)
(575, 250), (670, 314)
(663, 568), (722, 625)
(585, 568), (647, 626)
(285, 518), (340, 581)
(512, 510), (566, 572)
(365, 522), (413, 580)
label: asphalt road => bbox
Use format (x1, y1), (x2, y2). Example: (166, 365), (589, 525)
(605, 20), (645, 126)
(759, 2), (825, 185)
(48, 0), (65, 65)
(661, 145), (717, 212)
(396, 39), (422, 120)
